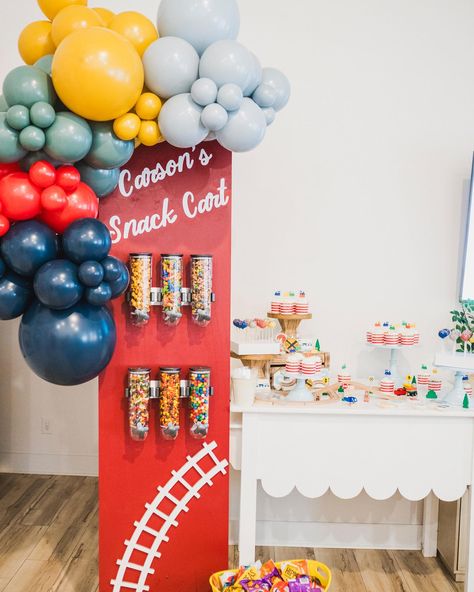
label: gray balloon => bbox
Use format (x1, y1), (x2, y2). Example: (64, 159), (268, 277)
(201, 103), (228, 131)
(76, 163), (120, 198)
(191, 78), (218, 107)
(159, 93), (208, 148)
(0, 113), (27, 163)
(216, 83), (243, 112)
(157, 0), (240, 56)
(252, 83), (277, 108)
(261, 68), (291, 112)
(199, 40), (255, 91)
(262, 107), (276, 126)
(143, 37), (199, 100)
(216, 98), (267, 152)
(243, 52), (262, 97)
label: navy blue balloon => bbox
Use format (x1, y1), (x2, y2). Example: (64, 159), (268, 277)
(63, 218), (111, 264)
(19, 300), (116, 386)
(34, 260), (83, 310)
(1, 220), (58, 277)
(78, 261), (104, 288)
(0, 257), (5, 278)
(0, 272), (33, 320)
(85, 282), (112, 306)
(109, 265), (130, 298)
(102, 256), (123, 282)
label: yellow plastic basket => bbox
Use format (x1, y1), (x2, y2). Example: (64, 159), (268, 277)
(210, 559), (332, 592)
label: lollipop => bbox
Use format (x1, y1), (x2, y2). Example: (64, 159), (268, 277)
(450, 328), (461, 353)
(461, 329), (472, 354)
(438, 328), (450, 339)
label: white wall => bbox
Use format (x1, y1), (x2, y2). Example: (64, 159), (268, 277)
(1, 0), (474, 547)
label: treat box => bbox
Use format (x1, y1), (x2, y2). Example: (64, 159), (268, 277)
(231, 341), (281, 355)
(435, 352), (474, 372)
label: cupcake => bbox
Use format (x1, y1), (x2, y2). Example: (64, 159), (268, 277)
(370, 322), (384, 345)
(384, 325), (400, 346)
(417, 364), (430, 386)
(280, 292), (295, 315)
(285, 353), (303, 374)
(428, 374), (442, 392)
(295, 290), (309, 315)
(401, 324), (415, 346)
(380, 370), (395, 394)
(337, 364), (351, 384)
(301, 355), (318, 375)
(271, 290), (282, 314)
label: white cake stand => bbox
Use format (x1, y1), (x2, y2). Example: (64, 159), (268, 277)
(434, 352), (474, 407)
(283, 370), (329, 401)
(367, 343), (418, 388)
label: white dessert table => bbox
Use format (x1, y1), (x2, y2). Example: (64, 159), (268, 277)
(231, 399), (474, 591)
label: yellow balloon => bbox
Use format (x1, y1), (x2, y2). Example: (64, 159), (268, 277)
(138, 120), (163, 147)
(108, 11), (158, 57)
(38, 0), (87, 21)
(52, 27), (144, 121)
(51, 5), (104, 46)
(135, 93), (162, 120)
(93, 7), (115, 26)
(18, 21), (56, 65)
(114, 113), (141, 141)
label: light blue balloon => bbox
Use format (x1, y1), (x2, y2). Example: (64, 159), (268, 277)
(34, 55), (53, 76)
(262, 107), (276, 126)
(216, 98), (267, 152)
(252, 84), (277, 108)
(205, 131), (217, 142)
(216, 83), (243, 112)
(199, 40), (255, 91)
(0, 95), (9, 112)
(19, 125), (46, 151)
(143, 37), (199, 100)
(44, 112), (92, 163)
(191, 78), (218, 107)
(0, 113), (27, 163)
(157, 0), (240, 56)
(84, 122), (134, 170)
(76, 163), (120, 198)
(201, 103), (228, 131)
(261, 68), (291, 112)
(243, 53), (262, 97)
(6, 105), (30, 130)
(159, 93), (208, 149)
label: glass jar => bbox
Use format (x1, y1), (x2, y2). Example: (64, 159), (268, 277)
(128, 368), (151, 441)
(128, 254), (152, 326)
(161, 255), (183, 326)
(191, 255), (213, 327)
(189, 367), (211, 439)
(159, 367), (181, 440)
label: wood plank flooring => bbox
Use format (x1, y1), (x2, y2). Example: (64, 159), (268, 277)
(0, 473), (464, 592)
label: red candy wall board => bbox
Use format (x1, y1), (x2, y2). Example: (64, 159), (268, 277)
(98, 141), (232, 592)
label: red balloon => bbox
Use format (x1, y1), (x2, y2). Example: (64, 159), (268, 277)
(0, 214), (10, 237)
(40, 182), (98, 233)
(29, 161), (57, 189)
(0, 163), (21, 181)
(0, 173), (42, 220)
(56, 165), (81, 192)
(41, 186), (68, 212)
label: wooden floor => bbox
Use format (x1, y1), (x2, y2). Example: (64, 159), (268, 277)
(0, 474), (463, 592)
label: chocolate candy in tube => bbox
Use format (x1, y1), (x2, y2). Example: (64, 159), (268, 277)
(189, 366), (210, 439)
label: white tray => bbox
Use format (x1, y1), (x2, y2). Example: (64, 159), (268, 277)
(231, 341), (281, 355)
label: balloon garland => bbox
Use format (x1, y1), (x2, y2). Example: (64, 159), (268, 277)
(0, 0), (290, 386)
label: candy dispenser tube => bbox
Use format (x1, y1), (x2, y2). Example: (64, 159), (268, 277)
(159, 368), (181, 440)
(189, 367), (211, 439)
(128, 254), (152, 326)
(161, 255), (183, 326)
(191, 255), (213, 327)
(128, 368), (151, 441)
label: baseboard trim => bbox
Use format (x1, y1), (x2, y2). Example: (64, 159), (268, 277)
(0, 451), (98, 476)
(229, 520), (422, 550)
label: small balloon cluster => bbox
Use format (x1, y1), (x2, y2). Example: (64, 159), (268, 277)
(0, 217), (129, 385)
(439, 303), (474, 353)
(0, 0), (290, 201)
(233, 318), (277, 330)
(0, 160), (98, 236)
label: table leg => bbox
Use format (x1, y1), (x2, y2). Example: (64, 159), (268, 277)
(421, 492), (439, 557)
(238, 413), (258, 566)
(466, 485), (474, 592)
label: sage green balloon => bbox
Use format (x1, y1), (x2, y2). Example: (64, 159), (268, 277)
(30, 102), (56, 129)
(0, 95), (7, 112)
(3, 66), (56, 109)
(44, 112), (92, 163)
(76, 163), (120, 198)
(6, 105), (30, 131)
(0, 113), (27, 163)
(34, 55), (53, 76)
(84, 122), (134, 170)
(19, 125), (46, 152)
(20, 150), (61, 171)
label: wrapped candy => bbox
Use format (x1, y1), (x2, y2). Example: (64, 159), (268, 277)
(189, 367), (211, 439)
(128, 368), (151, 441)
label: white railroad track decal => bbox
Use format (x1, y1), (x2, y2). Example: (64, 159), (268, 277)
(110, 441), (228, 592)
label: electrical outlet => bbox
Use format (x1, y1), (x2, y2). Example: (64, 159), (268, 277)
(41, 417), (53, 435)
